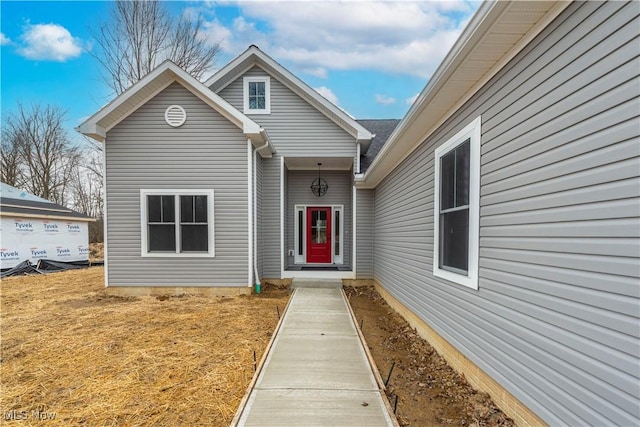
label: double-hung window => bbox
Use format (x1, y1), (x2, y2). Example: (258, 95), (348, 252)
(243, 76), (271, 114)
(141, 190), (214, 257)
(433, 116), (481, 289)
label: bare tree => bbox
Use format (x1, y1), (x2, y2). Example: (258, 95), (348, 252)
(70, 145), (104, 242)
(91, 0), (220, 95)
(2, 103), (81, 205)
(71, 141), (103, 217)
(0, 132), (24, 187)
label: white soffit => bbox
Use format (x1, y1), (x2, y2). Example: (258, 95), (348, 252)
(284, 157), (353, 171)
(357, 0), (570, 189)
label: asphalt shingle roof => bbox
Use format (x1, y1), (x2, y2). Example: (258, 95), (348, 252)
(0, 183), (93, 221)
(0, 197), (94, 221)
(356, 119), (401, 174)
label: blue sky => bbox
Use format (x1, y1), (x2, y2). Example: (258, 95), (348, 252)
(1, 0), (479, 143)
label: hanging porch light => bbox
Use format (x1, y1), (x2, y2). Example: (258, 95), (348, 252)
(310, 162), (329, 197)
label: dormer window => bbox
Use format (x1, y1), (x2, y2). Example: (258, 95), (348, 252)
(243, 76), (271, 114)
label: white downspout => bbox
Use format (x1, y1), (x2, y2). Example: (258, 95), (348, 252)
(247, 140), (253, 289)
(251, 138), (270, 293)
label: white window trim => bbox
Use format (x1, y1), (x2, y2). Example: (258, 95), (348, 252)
(433, 116), (481, 290)
(243, 76), (271, 115)
(140, 189), (215, 257)
(333, 206), (344, 265)
(294, 205), (306, 264)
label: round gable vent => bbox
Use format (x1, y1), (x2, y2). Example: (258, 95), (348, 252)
(165, 105), (187, 127)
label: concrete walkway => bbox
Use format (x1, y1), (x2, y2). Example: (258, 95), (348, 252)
(233, 286), (396, 426)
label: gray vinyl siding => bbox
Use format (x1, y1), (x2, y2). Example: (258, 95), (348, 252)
(262, 157), (281, 278)
(286, 170), (353, 268)
(216, 66), (358, 277)
(216, 66), (357, 157)
(373, 2), (639, 426)
(256, 154), (263, 278)
(356, 189), (374, 279)
(105, 82), (249, 287)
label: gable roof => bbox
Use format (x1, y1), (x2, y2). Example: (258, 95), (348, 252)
(205, 45), (374, 151)
(356, 119), (401, 173)
(356, 0), (570, 188)
(0, 182), (50, 203)
(0, 183), (94, 222)
(77, 61), (275, 157)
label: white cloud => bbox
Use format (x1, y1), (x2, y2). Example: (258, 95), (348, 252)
(201, 1), (478, 78)
(406, 93), (420, 105)
(202, 15), (269, 55)
(0, 33), (11, 46)
(17, 23), (84, 61)
(301, 67), (328, 79)
(375, 94), (396, 105)
(314, 86), (339, 105)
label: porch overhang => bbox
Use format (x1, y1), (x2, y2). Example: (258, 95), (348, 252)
(284, 157), (353, 171)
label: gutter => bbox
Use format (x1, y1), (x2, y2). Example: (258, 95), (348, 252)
(355, 0), (568, 189)
(354, 0), (502, 188)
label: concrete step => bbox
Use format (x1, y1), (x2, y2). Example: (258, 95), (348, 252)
(291, 278), (343, 289)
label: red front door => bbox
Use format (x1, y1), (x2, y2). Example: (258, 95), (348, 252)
(306, 207), (332, 264)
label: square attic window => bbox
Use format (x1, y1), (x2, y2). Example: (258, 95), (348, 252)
(243, 76), (271, 114)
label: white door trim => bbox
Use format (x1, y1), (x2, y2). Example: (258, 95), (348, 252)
(293, 204), (344, 265)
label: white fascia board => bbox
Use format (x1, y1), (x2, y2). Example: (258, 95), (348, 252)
(204, 46), (256, 88)
(358, 0), (505, 186)
(259, 55), (373, 142)
(359, 1), (568, 188)
(182, 80), (274, 152)
(244, 127), (275, 158)
(206, 46), (373, 144)
(76, 123), (106, 142)
(77, 60), (177, 140)
(257, 129), (275, 157)
(148, 64), (258, 134)
(77, 60), (265, 145)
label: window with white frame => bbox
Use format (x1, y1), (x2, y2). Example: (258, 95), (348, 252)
(433, 116), (481, 289)
(333, 206), (343, 264)
(243, 76), (271, 114)
(294, 206), (305, 264)
(140, 190), (214, 257)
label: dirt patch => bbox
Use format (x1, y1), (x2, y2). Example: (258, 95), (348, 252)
(345, 286), (514, 427)
(1, 267), (290, 425)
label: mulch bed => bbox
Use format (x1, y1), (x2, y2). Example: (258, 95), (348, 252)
(345, 285), (514, 427)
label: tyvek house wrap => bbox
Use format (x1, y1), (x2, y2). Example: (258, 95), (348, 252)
(0, 183), (92, 269)
(0, 217), (90, 269)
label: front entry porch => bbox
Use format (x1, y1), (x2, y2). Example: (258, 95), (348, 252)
(282, 157), (355, 280)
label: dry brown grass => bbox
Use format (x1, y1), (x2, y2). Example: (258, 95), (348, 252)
(0, 268), (289, 426)
(89, 243), (104, 261)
